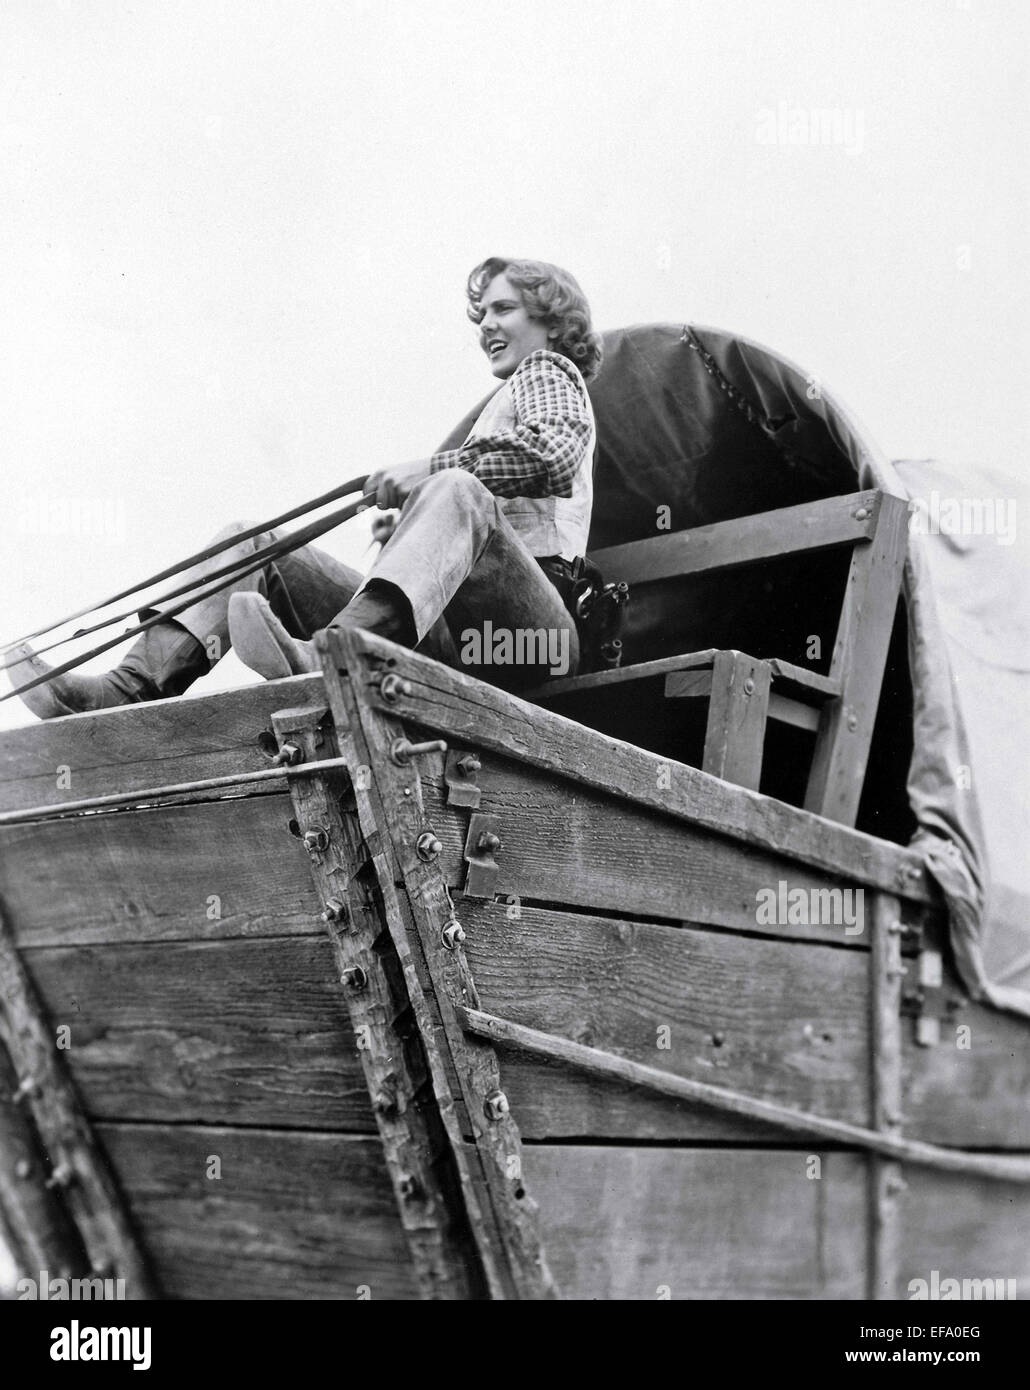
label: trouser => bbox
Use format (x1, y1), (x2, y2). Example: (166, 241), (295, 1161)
(151, 469), (580, 688)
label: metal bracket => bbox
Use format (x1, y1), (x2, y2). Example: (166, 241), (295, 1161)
(445, 749), (482, 809)
(901, 946), (945, 1046)
(463, 813), (502, 898)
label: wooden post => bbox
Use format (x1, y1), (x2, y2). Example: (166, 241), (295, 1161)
(699, 651), (772, 790)
(0, 903), (158, 1298)
(318, 626), (558, 1300)
(869, 891), (905, 1299)
(269, 702), (487, 1300)
(805, 493), (909, 827)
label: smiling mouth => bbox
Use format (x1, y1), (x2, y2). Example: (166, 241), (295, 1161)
(487, 339), (508, 358)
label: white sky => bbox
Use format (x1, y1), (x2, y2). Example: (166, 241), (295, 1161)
(1, 0), (1027, 729)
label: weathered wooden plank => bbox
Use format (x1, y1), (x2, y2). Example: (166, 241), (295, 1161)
(1, 793), (323, 948)
(522, 1145), (868, 1299)
(805, 493), (909, 825)
(532, 651), (836, 705)
(22, 935), (376, 1132)
(93, 1123), (421, 1300)
(0, 1041), (90, 1280)
(461, 901), (870, 1125)
(0, 673), (325, 812)
(421, 750), (882, 947)
(530, 651), (719, 701)
(0, 905), (158, 1297)
(590, 489), (882, 588)
(898, 1167), (1030, 1298)
(902, 985), (1030, 1149)
(700, 651), (771, 789)
(334, 628), (933, 904)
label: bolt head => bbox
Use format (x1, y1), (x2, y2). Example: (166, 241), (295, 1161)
(441, 921), (466, 950)
(321, 898), (348, 924)
(854, 507), (870, 520)
(483, 1090), (510, 1121)
(397, 1174), (420, 1200)
(374, 1090), (397, 1116)
(380, 674), (413, 704)
(272, 742), (302, 766)
(711, 1031), (726, 1047)
(743, 678), (755, 695)
(340, 966), (367, 991)
(416, 831), (443, 861)
(14, 1158), (32, 1179)
(456, 754), (481, 776)
(477, 831), (501, 854)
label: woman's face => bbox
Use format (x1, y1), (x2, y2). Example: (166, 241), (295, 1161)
(477, 272), (552, 379)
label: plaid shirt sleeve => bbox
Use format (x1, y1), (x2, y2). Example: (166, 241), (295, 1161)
(428, 350), (591, 499)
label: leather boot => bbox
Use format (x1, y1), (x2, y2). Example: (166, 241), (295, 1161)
(229, 582), (417, 681)
(3, 622), (210, 721)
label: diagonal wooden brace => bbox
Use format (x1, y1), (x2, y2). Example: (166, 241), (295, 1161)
(0, 903), (158, 1297)
(269, 702), (487, 1300)
(317, 626), (558, 1300)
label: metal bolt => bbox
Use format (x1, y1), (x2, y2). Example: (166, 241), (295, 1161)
(456, 754), (481, 776)
(373, 1089), (397, 1117)
(397, 1174), (420, 1200)
(441, 921), (466, 950)
(271, 741), (302, 766)
(887, 919), (904, 935)
(340, 966), (367, 991)
(391, 737), (448, 765)
(847, 713), (858, 732)
(711, 1032), (726, 1048)
(45, 1163), (74, 1190)
(11, 1077), (40, 1105)
(321, 897), (348, 924)
(483, 1090), (510, 1121)
(303, 827), (330, 853)
(476, 831), (501, 855)
(416, 831), (443, 861)
(743, 678), (755, 695)
(854, 507), (870, 521)
(379, 674), (413, 703)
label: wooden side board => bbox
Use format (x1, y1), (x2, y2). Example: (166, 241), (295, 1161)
(94, 1123), (420, 1300)
(0, 675), (326, 812)
(462, 902), (871, 1126)
(420, 751), (893, 948)
(23, 936), (373, 1132)
(523, 1144), (1030, 1300)
(524, 1146), (869, 1299)
(1, 793), (322, 948)
(330, 629), (933, 904)
(87, 1124), (1030, 1301)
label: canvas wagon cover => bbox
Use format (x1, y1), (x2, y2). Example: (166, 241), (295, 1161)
(441, 324), (1030, 1016)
